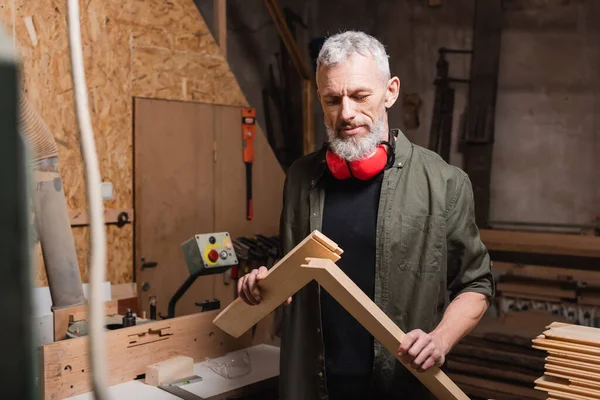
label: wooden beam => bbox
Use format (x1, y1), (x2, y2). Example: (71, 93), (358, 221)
(481, 229), (600, 258)
(69, 207), (133, 227)
(214, 0), (226, 59)
(42, 310), (250, 399)
(302, 258), (469, 400)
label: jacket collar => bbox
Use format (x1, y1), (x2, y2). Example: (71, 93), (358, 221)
(310, 128), (412, 189)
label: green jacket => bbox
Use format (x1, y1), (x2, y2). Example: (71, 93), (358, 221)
(278, 129), (495, 400)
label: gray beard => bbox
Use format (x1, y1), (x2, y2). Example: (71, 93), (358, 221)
(325, 114), (386, 161)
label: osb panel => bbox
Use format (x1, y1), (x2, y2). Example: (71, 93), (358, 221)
(131, 47), (246, 105)
(0, 2), (13, 42)
(5, 0), (255, 287)
(116, 0), (220, 54)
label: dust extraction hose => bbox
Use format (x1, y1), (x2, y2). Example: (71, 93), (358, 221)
(20, 93), (86, 310)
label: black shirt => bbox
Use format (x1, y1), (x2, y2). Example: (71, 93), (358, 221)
(320, 169), (383, 400)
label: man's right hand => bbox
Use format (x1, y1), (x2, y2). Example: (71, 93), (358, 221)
(237, 266), (292, 306)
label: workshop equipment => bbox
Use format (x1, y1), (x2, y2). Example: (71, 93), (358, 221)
(232, 234), (281, 279)
(214, 231), (470, 400)
(428, 47), (471, 163)
(166, 232), (239, 318)
(242, 108), (256, 220)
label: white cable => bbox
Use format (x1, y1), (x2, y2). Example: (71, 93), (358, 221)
(66, 1), (109, 399)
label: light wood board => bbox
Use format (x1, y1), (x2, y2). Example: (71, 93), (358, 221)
(547, 356), (600, 374)
(303, 258), (469, 400)
(533, 338), (600, 356)
(213, 231), (342, 338)
(535, 375), (600, 399)
(543, 324), (600, 347)
(42, 310), (250, 399)
(480, 229), (600, 258)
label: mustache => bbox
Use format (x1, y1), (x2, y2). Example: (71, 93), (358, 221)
(336, 121), (371, 131)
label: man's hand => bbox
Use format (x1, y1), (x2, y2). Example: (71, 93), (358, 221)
(397, 329), (447, 373)
(237, 266), (292, 306)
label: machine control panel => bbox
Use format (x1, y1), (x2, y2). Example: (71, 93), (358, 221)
(181, 232), (238, 276)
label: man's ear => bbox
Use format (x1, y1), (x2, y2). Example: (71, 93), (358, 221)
(384, 76), (400, 109)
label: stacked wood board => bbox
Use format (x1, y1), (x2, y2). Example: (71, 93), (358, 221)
(447, 311), (573, 400)
(532, 322), (600, 399)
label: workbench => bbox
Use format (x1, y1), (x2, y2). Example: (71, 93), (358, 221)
(66, 344), (279, 400)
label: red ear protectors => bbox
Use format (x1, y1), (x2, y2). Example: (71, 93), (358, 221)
(325, 141), (394, 180)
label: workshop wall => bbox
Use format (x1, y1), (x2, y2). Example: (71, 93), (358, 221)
(0, 0), (282, 286)
(203, 0), (599, 228)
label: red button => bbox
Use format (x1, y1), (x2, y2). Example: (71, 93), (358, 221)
(208, 249), (219, 262)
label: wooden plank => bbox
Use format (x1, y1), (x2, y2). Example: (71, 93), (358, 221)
(53, 300), (118, 341)
(537, 386), (598, 400)
(533, 338), (600, 356)
(545, 371), (600, 391)
(547, 356), (600, 374)
(546, 364), (600, 382)
(213, 0), (227, 59)
(41, 310), (250, 399)
(69, 208), (133, 227)
(501, 291), (561, 302)
(497, 282), (576, 299)
(481, 229), (600, 258)
(535, 375), (600, 399)
(213, 231), (342, 338)
(579, 293), (600, 307)
(302, 257), (469, 400)
(534, 346), (600, 364)
(449, 373), (545, 399)
(544, 325), (600, 347)
(493, 261), (600, 287)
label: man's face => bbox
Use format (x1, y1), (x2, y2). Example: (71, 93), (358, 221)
(317, 53), (399, 161)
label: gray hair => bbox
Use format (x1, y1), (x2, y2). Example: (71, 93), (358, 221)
(317, 31), (391, 83)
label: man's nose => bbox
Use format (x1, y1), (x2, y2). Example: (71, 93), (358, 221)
(340, 97), (356, 122)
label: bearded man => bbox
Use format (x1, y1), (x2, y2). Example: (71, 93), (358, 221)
(237, 31), (495, 400)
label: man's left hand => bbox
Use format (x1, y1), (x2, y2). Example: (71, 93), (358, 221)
(397, 329), (446, 373)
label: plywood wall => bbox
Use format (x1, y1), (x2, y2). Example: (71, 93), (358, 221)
(0, 0), (280, 286)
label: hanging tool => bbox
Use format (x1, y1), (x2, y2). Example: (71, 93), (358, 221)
(242, 108), (256, 220)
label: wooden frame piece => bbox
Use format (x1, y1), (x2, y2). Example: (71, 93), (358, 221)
(213, 231), (342, 338)
(213, 231), (468, 399)
(42, 310), (250, 399)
